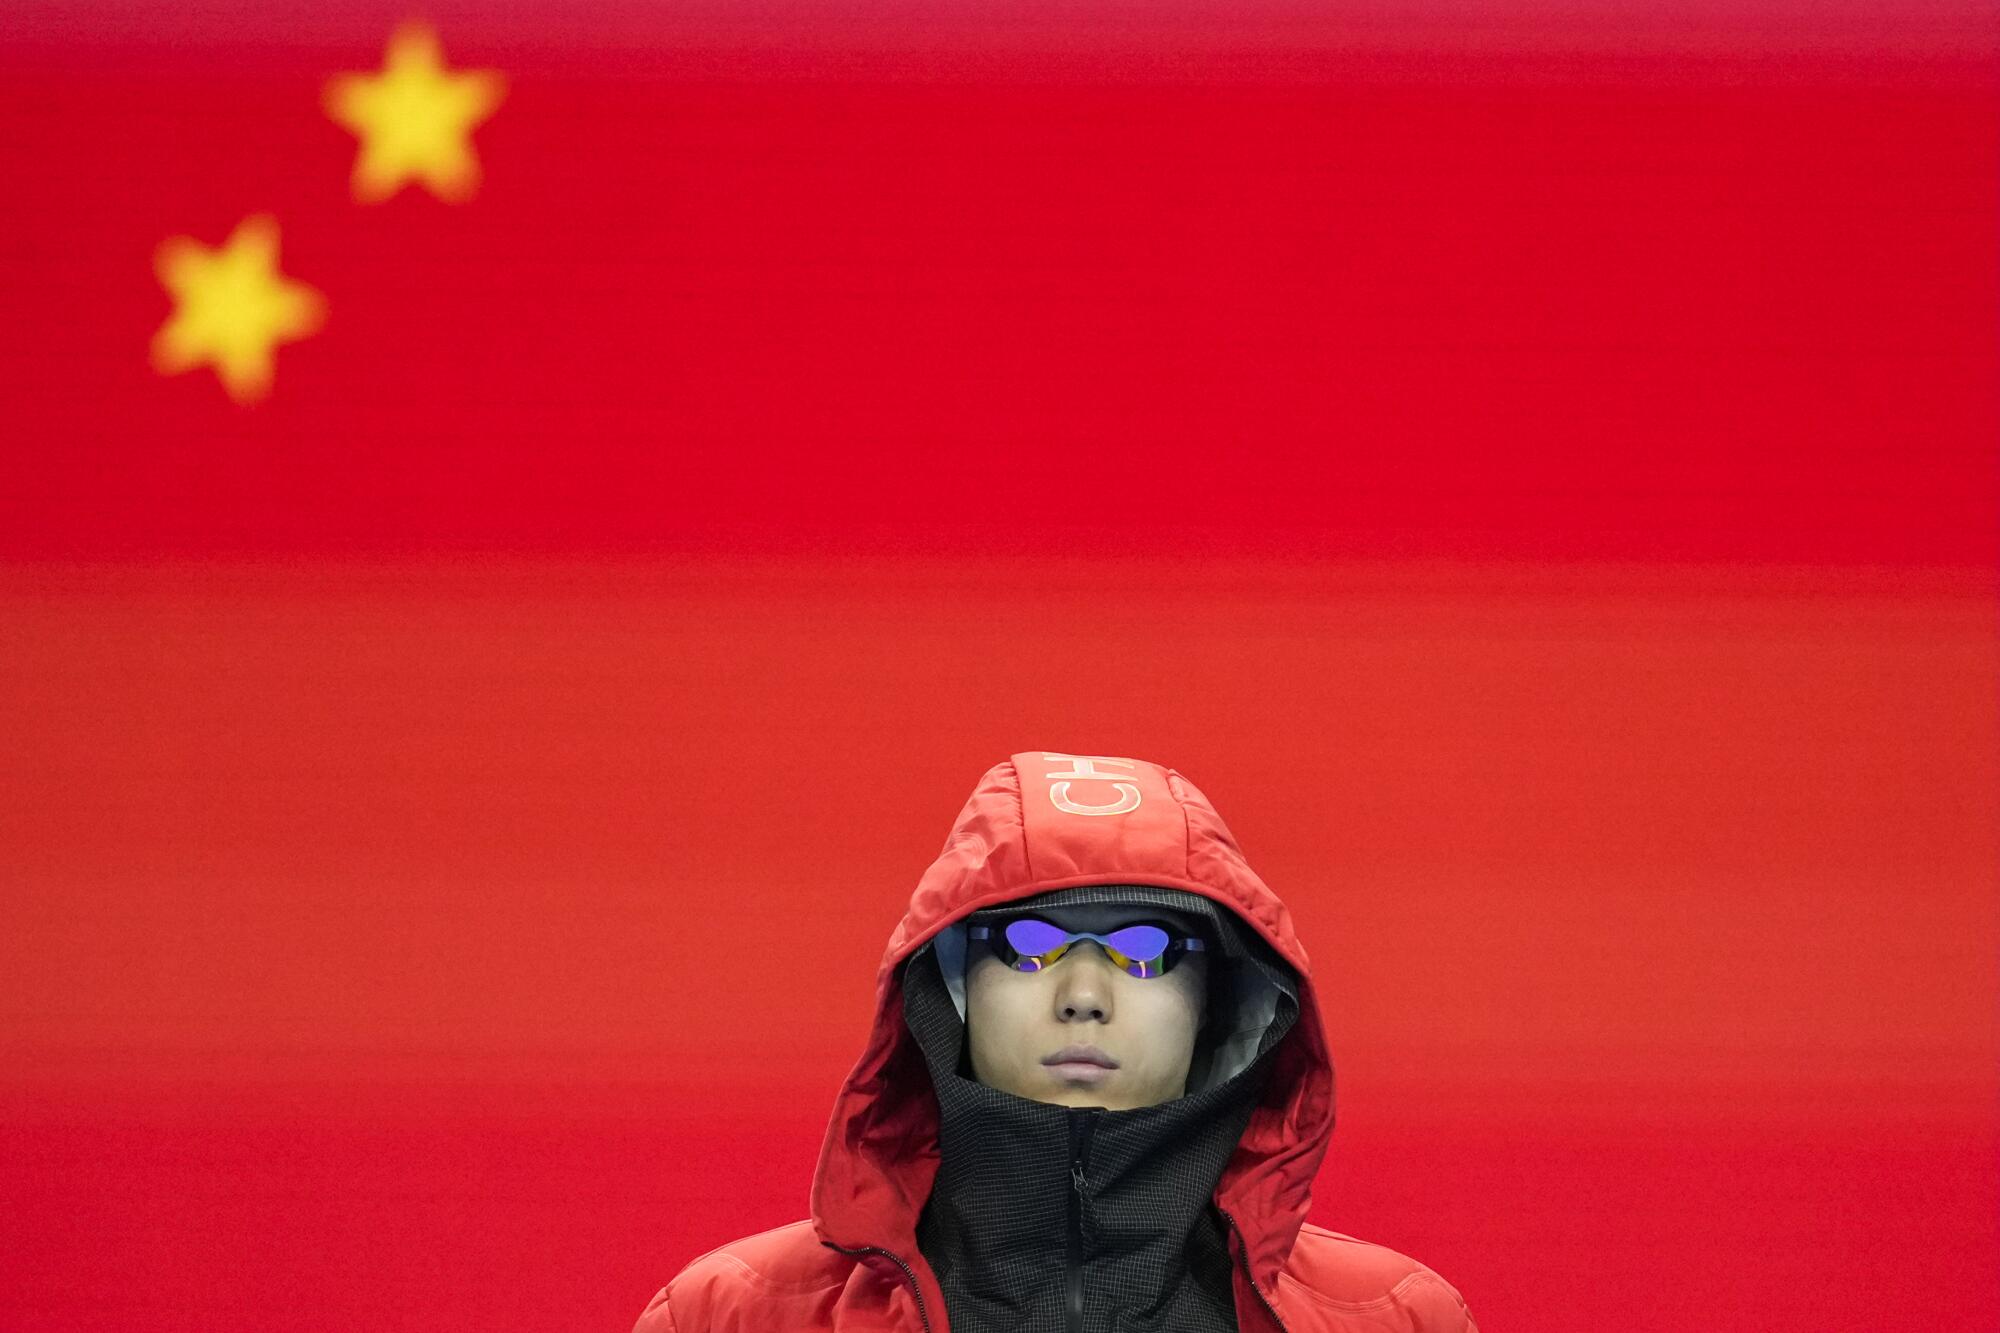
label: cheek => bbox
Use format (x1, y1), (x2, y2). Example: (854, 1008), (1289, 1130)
(1145, 976), (1205, 1050)
(965, 968), (1034, 1058)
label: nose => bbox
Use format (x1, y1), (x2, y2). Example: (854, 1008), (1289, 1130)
(1052, 943), (1116, 1022)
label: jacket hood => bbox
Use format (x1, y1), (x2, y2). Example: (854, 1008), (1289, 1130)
(809, 752), (1337, 1305)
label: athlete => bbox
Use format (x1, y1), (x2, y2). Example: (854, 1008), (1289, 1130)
(634, 752), (1478, 1332)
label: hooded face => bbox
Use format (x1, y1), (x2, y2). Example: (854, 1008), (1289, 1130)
(963, 902), (1209, 1111)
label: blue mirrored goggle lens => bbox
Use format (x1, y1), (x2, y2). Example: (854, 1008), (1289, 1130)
(1004, 918), (1076, 956)
(998, 919), (1180, 977)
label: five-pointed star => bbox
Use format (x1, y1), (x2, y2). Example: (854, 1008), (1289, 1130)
(150, 214), (326, 404)
(323, 22), (506, 204)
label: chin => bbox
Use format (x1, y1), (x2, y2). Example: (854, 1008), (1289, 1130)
(1053, 1085), (1139, 1110)
(1016, 1083), (1114, 1109)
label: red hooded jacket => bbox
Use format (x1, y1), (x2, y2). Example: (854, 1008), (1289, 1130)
(633, 752), (1478, 1332)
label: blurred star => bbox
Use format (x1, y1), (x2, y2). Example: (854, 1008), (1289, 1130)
(150, 214), (326, 405)
(324, 22), (506, 204)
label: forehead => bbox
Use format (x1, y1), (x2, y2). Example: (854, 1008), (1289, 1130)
(997, 902), (1205, 935)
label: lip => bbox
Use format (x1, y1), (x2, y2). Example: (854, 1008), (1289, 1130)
(1043, 1044), (1119, 1070)
(1044, 1061), (1114, 1086)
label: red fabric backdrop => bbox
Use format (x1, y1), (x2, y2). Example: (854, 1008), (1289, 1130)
(3, 3), (1995, 1330)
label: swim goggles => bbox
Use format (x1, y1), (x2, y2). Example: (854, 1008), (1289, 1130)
(967, 917), (1207, 979)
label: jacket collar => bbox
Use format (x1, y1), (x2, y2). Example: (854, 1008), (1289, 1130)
(902, 942), (1290, 1330)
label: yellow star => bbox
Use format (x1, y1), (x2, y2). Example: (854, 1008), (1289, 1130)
(324, 23), (506, 204)
(150, 214), (327, 405)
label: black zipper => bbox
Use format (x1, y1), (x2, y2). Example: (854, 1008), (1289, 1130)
(821, 1239), (936, 1333)
(1066, 1107), (1098, 1333)
(1217, 1207), (1288, 1333)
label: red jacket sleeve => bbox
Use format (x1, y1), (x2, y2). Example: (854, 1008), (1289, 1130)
(632, 1285), (678, 1333)
(1403, 1271), (1479, 1332)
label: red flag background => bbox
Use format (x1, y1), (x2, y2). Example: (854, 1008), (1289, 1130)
(3, 3), (1996, 1330)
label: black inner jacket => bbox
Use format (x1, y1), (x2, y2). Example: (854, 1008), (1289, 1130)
(901, 885), (1302, 1333)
